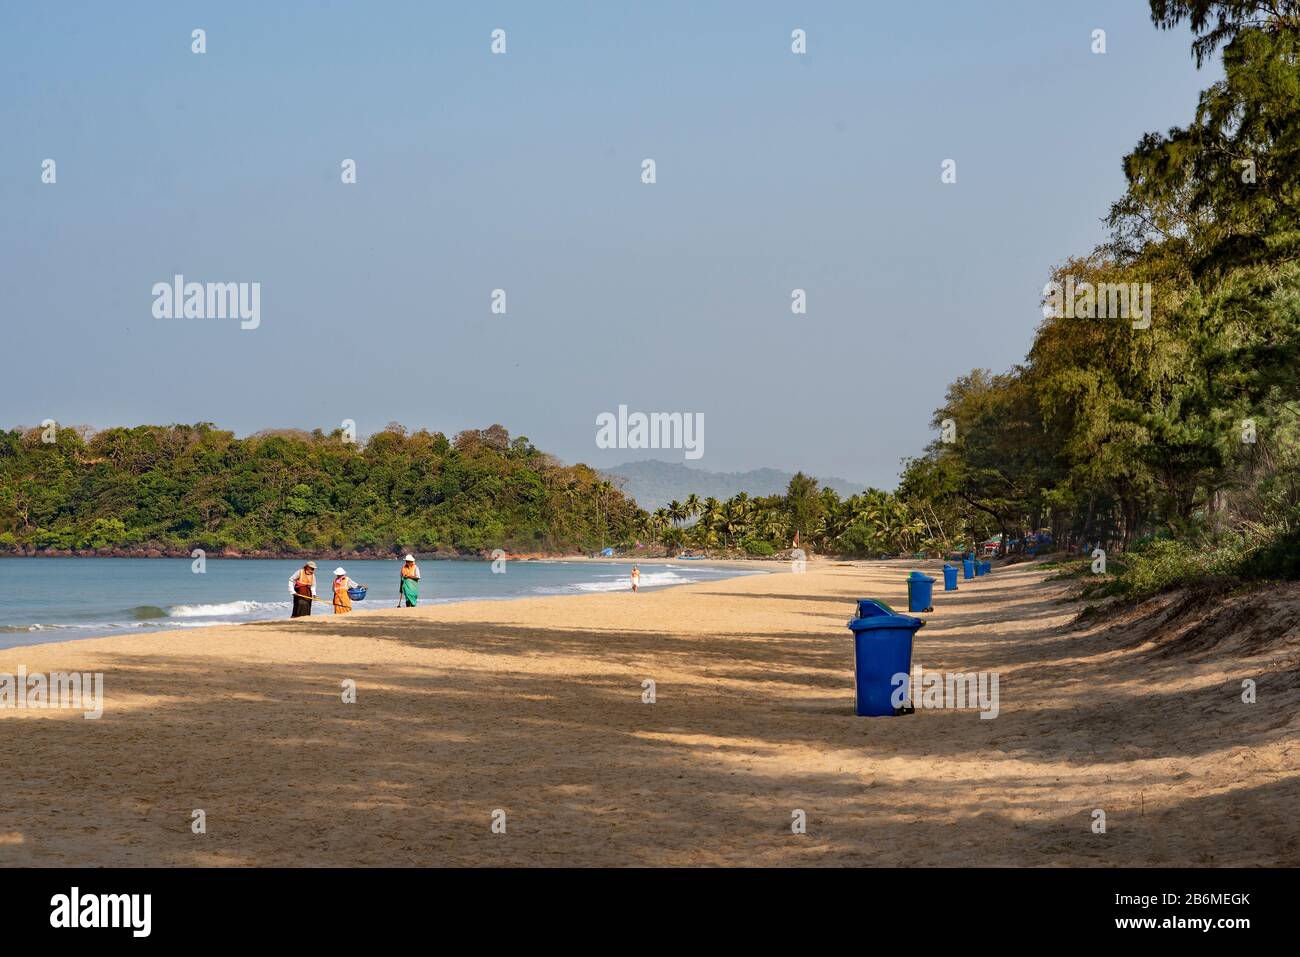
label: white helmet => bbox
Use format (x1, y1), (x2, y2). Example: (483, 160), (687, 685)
(334, 567), (346, 576)
(404, 554), (415, 562)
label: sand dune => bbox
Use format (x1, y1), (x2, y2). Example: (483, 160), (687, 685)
(1, 559), (1296, 866)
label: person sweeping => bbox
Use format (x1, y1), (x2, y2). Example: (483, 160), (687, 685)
(399, 554), (421, 607)
(288, 561), (318, 617)
(332, 567), (364, 615)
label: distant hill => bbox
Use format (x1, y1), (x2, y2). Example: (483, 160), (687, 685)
(604, 460), (865, 511)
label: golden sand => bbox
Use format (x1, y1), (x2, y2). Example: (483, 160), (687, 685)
(1, 559), (1296, 866)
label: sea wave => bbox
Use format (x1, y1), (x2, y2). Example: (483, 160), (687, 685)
(0, 622), (110, 633)
(168, 600), (288, 618)
(574, 566), (696, 590)
(1, 617), (253, 641)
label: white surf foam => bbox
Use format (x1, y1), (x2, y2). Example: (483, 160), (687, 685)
(168, 600), (288, 618)
(567, 570), (694, 593)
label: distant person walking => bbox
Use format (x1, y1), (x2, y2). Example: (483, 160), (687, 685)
(630, 564), (640, 593)
(399, 554), (421, 607)
(332, 567), (362, 615)
(289, 561), (317, 617)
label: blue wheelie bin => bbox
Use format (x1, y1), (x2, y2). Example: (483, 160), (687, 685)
(962, 557), (975, 580)
(906, 571), (935, 613)
(982, 560), (993, 575)
(974, 559), (986, 577)
(942, 564), (958, 591)
(846, 610), (926, 716)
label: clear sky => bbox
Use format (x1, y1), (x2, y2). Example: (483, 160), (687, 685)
(0, 1), (1218, 489)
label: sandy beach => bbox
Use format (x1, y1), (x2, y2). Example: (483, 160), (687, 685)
(2, 559), (1297, 867)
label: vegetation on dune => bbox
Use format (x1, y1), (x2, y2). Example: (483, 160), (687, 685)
(904, 3), (1300, 586)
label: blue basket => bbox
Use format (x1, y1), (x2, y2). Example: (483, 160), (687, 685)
(347, 587), (367, 601)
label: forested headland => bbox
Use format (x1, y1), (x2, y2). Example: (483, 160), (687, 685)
(0, 423), (641, 558)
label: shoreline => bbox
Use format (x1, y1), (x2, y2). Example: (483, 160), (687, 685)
(0, 557), (774, 652)
(0, 550), (796, 564)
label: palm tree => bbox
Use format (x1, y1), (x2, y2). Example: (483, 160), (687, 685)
(762, 513), (788, 544)
(816, 498), (852, 549)
(695, 497), (723, 550)
(722, 497), (750, 548)
(667, 500), (687, 528)
(859, 494), (924, 553)
(651, 508), (670, 543)
(694, 523), (720, 549)
(683, 493), (702, 520)
(553, 479), (582, 541)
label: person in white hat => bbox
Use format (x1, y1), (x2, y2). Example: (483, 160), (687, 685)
(399, 554), (421, 607)
(288, 561), (318, 618)
(331, 567), (364, 615)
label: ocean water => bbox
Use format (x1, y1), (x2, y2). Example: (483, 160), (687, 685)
(0, 557), (766, 649)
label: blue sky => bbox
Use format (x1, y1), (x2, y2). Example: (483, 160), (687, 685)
(0, 1), (1218, 489)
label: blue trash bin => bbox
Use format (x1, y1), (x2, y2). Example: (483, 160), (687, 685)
(847, 612), (926, 716)
(906, 571), (935, 613)
(982, 560), (992, 575)
(974, 559), (986, 577)
(962, 557), (974, 580)
(942, 564), (958, 591)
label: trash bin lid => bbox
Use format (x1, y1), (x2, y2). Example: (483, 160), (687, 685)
(848, 614), (926, 632)
(855, 598), (897, 618)
(908, 571), (935, 582)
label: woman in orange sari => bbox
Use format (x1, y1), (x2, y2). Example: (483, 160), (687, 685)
(332, 567), (363, 614)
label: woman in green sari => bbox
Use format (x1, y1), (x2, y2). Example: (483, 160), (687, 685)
(399, 554), (421, 606)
